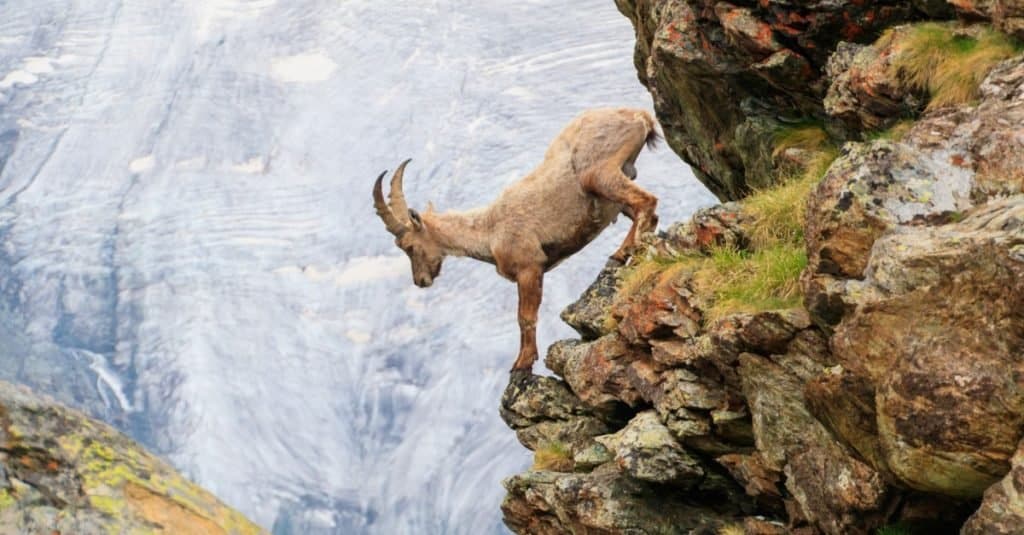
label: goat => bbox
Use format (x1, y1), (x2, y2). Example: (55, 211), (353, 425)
(373, 108), (660, 372)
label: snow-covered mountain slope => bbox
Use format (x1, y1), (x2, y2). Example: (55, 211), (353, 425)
(0, 1), (715, 532)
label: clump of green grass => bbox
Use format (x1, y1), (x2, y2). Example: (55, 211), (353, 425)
(532, 442), (574, 472)
(868, 119), (915, 142)
(883, 22), (1022, 109)
(747, 129), (839, 250)
(773, 123), (832, 159)
(694, 243), (808, 321)
(611, 122), (838, 322)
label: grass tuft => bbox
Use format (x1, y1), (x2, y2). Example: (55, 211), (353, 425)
(532, 442), (574, 472)
(747, 130), (838, 250)
(612, 120), (840, 322)
(868, 119), (915, 142)
(718, 524), (746, 535)
(884, 22), (1022, 109)
(694, 244), (808, 322)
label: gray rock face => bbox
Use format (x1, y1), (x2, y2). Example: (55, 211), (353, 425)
(804, 55), (1024, 329)
(595, 411), (705, 487)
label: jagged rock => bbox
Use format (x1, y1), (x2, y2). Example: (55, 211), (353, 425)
(962, 437), (1024, 534)
(949, 0), (1024, 39)
(654, 203), (750, 255)
(545, 337), (647, 410)
(824, 31), (923, 131)
(612, 265), (702, 345)
(805, 54), (1024, 328)
(595, 411), (704, 487)
(501, 464), (742, 535)
(717, 453), (784, 512)
(615, 0), (932, 199)
(0, 380), (262, 534)
(812, 196), (1024, 498)
(500, 375), (612, 453)
(740, 355), (892, 535)
(572, 443), (614, 471)
(561, 266), (622, 340)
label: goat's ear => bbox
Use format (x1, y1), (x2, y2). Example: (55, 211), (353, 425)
(408, 209), (424, 231)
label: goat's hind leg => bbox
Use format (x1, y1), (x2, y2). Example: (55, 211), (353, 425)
(583, 163), (658, 264)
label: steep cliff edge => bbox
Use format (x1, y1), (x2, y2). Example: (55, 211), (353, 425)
(0, 380), (263, 534)
(499, 2), (1024, 533)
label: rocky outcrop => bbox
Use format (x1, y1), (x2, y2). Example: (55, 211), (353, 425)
(950, 0), (1024, 39)
(614, 0), (948, 200)
(0, 380), (263, 534)
(805, 53), (1024, 328)
(500, 219), (900, 534)
(499, 3), (1024, 533)
(499, 11), (1024, 528)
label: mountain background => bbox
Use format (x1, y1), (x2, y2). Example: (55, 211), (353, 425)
(0, 1), (714, 532)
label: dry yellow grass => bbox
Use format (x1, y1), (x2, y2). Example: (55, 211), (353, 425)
(883, 22), (1022, 109)
(531, 442), (574, 472)
(718, 523), (746, 535)
(610, 122), (839, 322)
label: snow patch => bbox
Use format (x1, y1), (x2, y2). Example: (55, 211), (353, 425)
(228, 156), (267, 174)
(129, 155), (156, 173)
(275, 256), (408, 288)
(271, 52), (337, 83)
(0, 70), (38, 89)
(345, 330), (372, 344)
(23, 57), (55, 74)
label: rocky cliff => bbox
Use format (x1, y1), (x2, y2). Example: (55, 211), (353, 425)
(499, 1), (1024, 533)
(0, 380), (263, 534)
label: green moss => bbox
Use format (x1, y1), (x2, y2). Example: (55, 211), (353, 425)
(883, 22), (1023, 109)
(0, 488), (16, 510)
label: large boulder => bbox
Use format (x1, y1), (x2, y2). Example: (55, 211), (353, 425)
(804, 55), (1024, 328)
(0, 380), (263, 534)
(501, 465), (741, 535)
(809, 196), (1024, 498)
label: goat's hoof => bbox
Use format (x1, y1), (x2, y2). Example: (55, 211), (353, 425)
(509, 368), (535, 386)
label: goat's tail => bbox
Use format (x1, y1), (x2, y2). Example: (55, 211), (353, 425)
(639, 110), (661, 150)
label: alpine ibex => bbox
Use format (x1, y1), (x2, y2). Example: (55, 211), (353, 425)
(373, 108), (660, 371)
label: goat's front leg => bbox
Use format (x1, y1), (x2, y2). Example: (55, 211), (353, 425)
(583, 165), (658, 264)
(511, 265), (543, 371)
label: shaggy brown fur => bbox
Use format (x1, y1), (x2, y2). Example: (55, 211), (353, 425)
(373, 108), (660, 371)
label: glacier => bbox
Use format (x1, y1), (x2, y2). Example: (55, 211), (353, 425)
(0, 1), (715, 533)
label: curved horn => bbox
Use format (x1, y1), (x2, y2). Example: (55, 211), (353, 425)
(389, 159), (413, 225)
(373, 170), (408, 236)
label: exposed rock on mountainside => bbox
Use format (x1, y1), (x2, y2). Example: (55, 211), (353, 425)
(500, 2), (1024, 532)
(614, 0), (948, 200)
(0, 380), (263, 535)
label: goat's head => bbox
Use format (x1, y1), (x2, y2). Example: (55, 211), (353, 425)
(373, 159), (444, 288)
